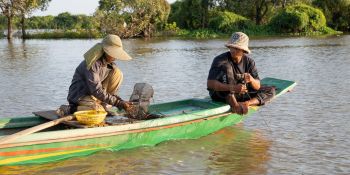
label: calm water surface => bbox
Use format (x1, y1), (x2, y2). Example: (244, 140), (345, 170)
(0, 35), (349, 174)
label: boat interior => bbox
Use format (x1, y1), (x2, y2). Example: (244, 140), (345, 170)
(0, 98), (224, 135)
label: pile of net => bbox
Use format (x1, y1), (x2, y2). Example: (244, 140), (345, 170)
(126, 83), (161, 120)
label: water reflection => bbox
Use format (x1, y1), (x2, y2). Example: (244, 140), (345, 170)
(207, 127), (271, 175)
(6, 40), (17, 60)
(2, 40), (35, 60)
(0, 126), (271, 175)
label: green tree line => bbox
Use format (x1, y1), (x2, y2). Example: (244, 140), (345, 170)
(168, 0), (349, 36)
(1, 0), (349, 39)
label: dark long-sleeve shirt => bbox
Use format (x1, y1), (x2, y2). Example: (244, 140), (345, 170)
(67, 58), (121, 106)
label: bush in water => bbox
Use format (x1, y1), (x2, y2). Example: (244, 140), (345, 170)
(269, 4), (338, 34)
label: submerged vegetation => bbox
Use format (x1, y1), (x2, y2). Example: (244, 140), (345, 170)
(269, 4), (337, 35)
(0, 0), (348, 39)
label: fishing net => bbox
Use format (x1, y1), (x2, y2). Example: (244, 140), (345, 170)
(127, 83), (157, 119)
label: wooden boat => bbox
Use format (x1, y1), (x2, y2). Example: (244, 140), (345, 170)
(0, 77), (296, 166)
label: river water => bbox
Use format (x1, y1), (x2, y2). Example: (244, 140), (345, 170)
(0, 35), (349, 174)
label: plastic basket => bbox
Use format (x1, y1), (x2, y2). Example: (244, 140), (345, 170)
(74, 110), (107, 126)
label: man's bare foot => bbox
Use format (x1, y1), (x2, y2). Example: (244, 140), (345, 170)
(239, 102), (249, 114)
(231, 103), (248, 115)
(245, 98), (260, 106)
(226, 94), (249, 115)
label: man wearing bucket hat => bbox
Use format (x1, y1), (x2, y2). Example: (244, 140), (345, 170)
(57, 34), (133, 116)
(207, 32), (275, 115)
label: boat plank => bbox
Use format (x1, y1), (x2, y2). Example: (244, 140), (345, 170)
(33, 111), (88, 128)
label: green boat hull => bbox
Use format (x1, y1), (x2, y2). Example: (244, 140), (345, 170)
(0, 77), (296, 166)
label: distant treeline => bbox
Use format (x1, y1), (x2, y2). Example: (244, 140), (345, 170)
(1, 0), (349, 39)
(0, 13), (95, 30)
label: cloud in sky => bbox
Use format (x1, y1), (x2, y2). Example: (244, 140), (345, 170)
(33, 0), (177, 16)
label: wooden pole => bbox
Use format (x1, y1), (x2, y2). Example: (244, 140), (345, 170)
(0, 115), (75, 145)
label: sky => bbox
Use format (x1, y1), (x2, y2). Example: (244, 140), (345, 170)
(33, 0), (177, 16)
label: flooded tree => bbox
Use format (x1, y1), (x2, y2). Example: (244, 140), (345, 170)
(17, 0), (51, 38)
(0, 0), (17, 39)
(0, 0), (50, 39)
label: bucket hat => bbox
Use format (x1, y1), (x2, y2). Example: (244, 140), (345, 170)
(102, 34), (132, 60)
(84, 35), (132, 69)
(225, 32), (251, 54)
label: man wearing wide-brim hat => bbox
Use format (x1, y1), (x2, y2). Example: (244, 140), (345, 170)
(58, 34), (133, 116)
(207, 32), (275, 115)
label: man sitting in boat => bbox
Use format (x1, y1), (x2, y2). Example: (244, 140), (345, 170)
(57, 34), (132, 116)
(207, 32), (275, 115)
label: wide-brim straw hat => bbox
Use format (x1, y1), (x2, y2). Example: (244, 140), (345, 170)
(225, 32), (251, 54)
(102, 34), (132, 61)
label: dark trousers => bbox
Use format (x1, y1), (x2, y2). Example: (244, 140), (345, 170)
(210, 86), (276, 106)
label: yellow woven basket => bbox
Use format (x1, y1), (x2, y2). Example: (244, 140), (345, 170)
(74, 110), (107, 126)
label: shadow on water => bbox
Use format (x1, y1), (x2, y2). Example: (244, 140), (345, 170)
(0, 125), (271, 175)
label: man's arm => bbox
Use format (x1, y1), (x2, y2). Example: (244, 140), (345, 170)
(244, 73), (260, 90)
(83, 62), (122, 106)
(245, 57), (261, 90)
(207, 80), (231, 91)
(207, 80), (247, 93)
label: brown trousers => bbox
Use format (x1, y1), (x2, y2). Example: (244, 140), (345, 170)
(77, 68), (123, 112)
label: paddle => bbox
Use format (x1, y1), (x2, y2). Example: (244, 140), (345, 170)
(0, 115), (75, 145)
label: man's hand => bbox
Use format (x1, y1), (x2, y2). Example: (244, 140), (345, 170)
(116, 100), (133, 112)
(243, 73), (254, 83)
(230, 84), (247, 94)
(243, 73), (260, 90)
